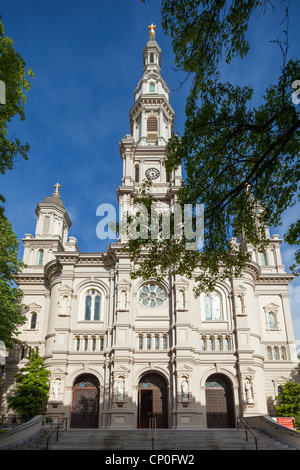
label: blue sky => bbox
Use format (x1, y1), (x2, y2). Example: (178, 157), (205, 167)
(0, 0), (299, 343)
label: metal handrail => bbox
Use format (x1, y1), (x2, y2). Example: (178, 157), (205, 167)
(46, 416), (68, 450)
(149, 415), (157, 450)
(237, 417), (261, 450)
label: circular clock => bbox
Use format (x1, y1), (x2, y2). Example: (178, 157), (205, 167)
(145, 167), (160, 180)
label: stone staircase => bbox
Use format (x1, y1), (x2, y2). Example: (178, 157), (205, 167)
(8, 428), (298, 450)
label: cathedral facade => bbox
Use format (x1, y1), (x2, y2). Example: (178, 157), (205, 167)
(1, 27), (299, 430)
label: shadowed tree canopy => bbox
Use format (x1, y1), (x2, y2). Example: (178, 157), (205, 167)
(128, 0), (300, 292)
(0, 14), (34, 180)
(0, 14), (34, 349)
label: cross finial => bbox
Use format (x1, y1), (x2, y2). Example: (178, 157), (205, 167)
(148, 23), (156, 40)
(246, 182), (250, 194)
(54, 182), (61, 195)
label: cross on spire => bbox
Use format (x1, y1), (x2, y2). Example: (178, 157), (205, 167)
(54, 182), (61, 195)
(148, 23), (156, 40)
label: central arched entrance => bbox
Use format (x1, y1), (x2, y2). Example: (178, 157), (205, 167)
(205, 373), (235, 428)
(138, 373), (168, 428)
(70, 374), (100, 428)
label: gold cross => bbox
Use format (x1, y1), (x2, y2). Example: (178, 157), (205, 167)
(54, 182), (61, 195)
(148, 23), (156, 40)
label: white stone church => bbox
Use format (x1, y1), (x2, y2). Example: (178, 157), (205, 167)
(1, 26), (299, 430)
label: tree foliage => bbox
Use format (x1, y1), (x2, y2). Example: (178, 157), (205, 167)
(0, 14), (34, 180)
(7, 350), (50, 423)
(0, 205), (26, 349)
(134, 0), (300, 291)
(0, 14), (33, 349)
(276, 381), (300, 427)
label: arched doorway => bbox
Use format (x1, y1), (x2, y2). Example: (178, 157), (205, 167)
(138, 373), (168, 429)
(70, 374), (100, 428)
(205, 374), (235, 428)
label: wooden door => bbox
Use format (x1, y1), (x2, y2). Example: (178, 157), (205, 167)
(71, 376), (99, 428)
(205, 374), (235, 428)
(138, 373), (168, 428)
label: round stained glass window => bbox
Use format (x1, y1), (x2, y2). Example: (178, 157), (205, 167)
(139, 283), (167, 308)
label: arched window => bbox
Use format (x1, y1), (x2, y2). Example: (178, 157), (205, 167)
(147, 335), (151, 350)
(135, 165), (139, 182)
(267, 346), (272, 360)
(139, 335), (143, 350)
(149, 81), (155, 92)
(83, 289), (102, 321)
(162, 335), (168, 349)
(260, 252), (267, 266)
(30, 312), (37, 329)
(273, 347), (279, 360)
(38, 250), (44, 266)
(204, 292), (223, 321)
(268, 312), (277, 330)
(155, 335), (159, 349)
(280, 347), (286, 360)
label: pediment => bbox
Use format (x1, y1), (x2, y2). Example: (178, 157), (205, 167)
(263, 302), (280, 311)
(116, 279), (131, 287)
(114, 365), (130, 374)
(52, 367), (66, 376)
(177, 364), (193, 374)
(27, 302), (42, 311)
(174, 278), (189, 286)
(59, 284), (73, 293)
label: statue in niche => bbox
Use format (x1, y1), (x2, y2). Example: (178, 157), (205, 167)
(245, 378), (254, 404)
(119, 288), (127, 310)
(52, 378), (61, 401)
(117, 377), (124, 401)
(178, 288), (185, 309)
(181, 376), (189, 401)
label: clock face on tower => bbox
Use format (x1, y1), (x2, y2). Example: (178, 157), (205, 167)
(145, 167), (160, 180)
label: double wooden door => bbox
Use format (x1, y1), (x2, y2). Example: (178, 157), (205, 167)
(138, 373), (168, 428)
(71, 376), (99, 428)
(205, 374), (235, 428)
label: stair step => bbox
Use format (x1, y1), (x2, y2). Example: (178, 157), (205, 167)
(6, 428), (297, 450)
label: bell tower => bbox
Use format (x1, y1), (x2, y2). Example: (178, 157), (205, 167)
(22, 183), (77, 269)
(117, 25), (181, 229)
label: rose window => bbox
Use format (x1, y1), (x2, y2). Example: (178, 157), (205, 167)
(139, 283), (167, 308)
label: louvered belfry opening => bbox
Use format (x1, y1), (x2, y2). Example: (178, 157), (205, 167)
(147, 115), (158, 140)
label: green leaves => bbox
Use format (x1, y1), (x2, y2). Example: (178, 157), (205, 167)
(276, 381), (300, 423)
(0, 14), (34, 177)
(7, 350), (50, 423)
(130, 1), (300, 290)
(0, 205), (26, 350)
(0, 15), (33, 350)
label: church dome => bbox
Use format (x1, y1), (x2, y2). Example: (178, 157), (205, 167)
(43, 193), (65, 208)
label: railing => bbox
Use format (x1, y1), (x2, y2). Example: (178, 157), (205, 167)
(149, 415), (157, 450)
(0, 415), (21, 430)
(237, 417), (261, 450)
(46, 416), (68, 450)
